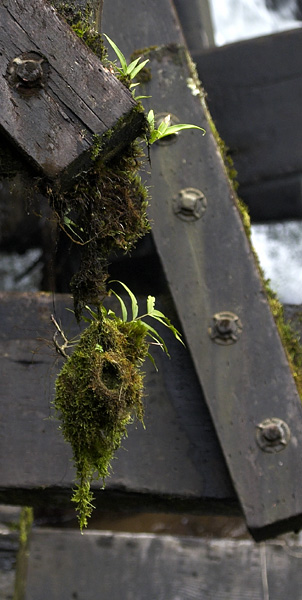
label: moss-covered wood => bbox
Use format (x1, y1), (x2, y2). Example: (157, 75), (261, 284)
(54, 310), (148, 528)
(49, 141), (150, 319)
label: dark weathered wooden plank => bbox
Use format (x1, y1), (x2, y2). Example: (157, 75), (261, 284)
(140, 41), (302, 540)
(23, 528), (302, 600)
(173, 0), (215, 50)
(194, 29), (302, 220)
(103, 0), (302, 541)
(0, 292), (236, 512)
(102, 0), (183, 51)
(0, 0), (144, 183)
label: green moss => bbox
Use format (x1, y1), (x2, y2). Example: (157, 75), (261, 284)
(264, 281), (302, 397)
(234, 173), (302, 398)
(51, 1), (106, 60)
(208, 118), (239, 190)
(237, 197), (252, 238)
(13, 507), (33, 600)
(49, 141), (150, 320)
(18, 507), (33, 545)
(54, 311), (148, 529)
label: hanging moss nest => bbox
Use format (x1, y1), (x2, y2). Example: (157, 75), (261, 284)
(49, 143), (150, 319)
(54, 310), (149, 529)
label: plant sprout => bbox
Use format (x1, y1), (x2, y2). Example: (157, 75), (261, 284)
(146, 109), (205, 144)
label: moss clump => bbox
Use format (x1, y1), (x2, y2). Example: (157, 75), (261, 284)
(49, 143), (150, 319)
(54, 310), (148, 529)
(51, 1), (106, 60)
(264, 282), (302, 397)
(208, 119), (239, 189)
(14, 507), (33, 600)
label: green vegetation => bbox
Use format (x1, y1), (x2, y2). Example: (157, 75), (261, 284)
(103, 34), (149, 98)
(51, 1), (106, 60)
(48, 142), (150, 320)
(13, 508), (33, 600)
(54, 283), (183, 530)
(44, 10), (205, 529)
(146, 109), (205, 144)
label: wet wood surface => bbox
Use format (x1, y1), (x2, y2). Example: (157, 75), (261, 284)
(101, 0), (302, 540)
(0, 291), (236, 513)
(23, 527), (302, 600)
(195, 28), (302, 220)
(0, 0), (144, 183)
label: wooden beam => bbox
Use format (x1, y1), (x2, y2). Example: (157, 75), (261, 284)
(102, 0), (302, 540)
(0, 0), (144, 184)
(0, 292), (236, 513)
(22, 528), (302, 599)
(194, 29), (302, 220)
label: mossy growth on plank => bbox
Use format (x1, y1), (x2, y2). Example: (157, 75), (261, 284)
(54, 309), (147, 529)
(50, 0), (106, 60)
(53, 288), (183, 530)
(48, 141), (150, 320)
(232, 196), (302, 399)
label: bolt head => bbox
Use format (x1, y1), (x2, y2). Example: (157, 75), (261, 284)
(14, 58), (43, 84)
(256, 418), (290, 453)
(174, 188), (207, 221)
(209, 311), (242, 345)
(180, 191), (197, 213)
(262, 423), (282, 443)
(6, 51), (49, 96)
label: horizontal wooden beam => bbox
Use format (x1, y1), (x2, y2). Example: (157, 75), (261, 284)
(0, 292), (236, 513)
(22, 528), (302, 599)
(195, 28), (302, 220)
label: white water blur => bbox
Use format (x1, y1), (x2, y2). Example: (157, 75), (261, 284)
(209, 0), (302, 303)
(209, 0), (300, 45)
(251, 222), (302, 304)
(0, 249), (42, 291)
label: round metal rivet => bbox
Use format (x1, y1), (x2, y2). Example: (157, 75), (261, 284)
(174, 188), (207, 221)
(209, 311), (242, 345)
(256, 418), (290, 453)
(6, 51), (49, 95)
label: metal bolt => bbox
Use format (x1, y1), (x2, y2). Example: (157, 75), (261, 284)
(262, 423), (282, 442)
(209, 311), (242, 345)
(13, 57), (43, 84)
(174, 188), (207, 221)
(256, 418), (290, 453)
(7, 51), (48, 95)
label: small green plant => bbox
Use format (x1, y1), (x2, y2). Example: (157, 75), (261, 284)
(109, 280), (184, 367)
(146, 109), (205, 144)
(103, 34), (150, 99)
(53, 282), (183, 530)
(103, 35), (206, 142)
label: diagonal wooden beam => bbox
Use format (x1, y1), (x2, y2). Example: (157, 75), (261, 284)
(103, 0), (302, 540)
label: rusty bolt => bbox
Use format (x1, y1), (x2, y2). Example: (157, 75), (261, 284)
(256, 418), (290, 453)
(174, 188), (207, 221)
(209, 311), (242, 345)
(13, 57), (44, 85)
(7, 51), (48, 95)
